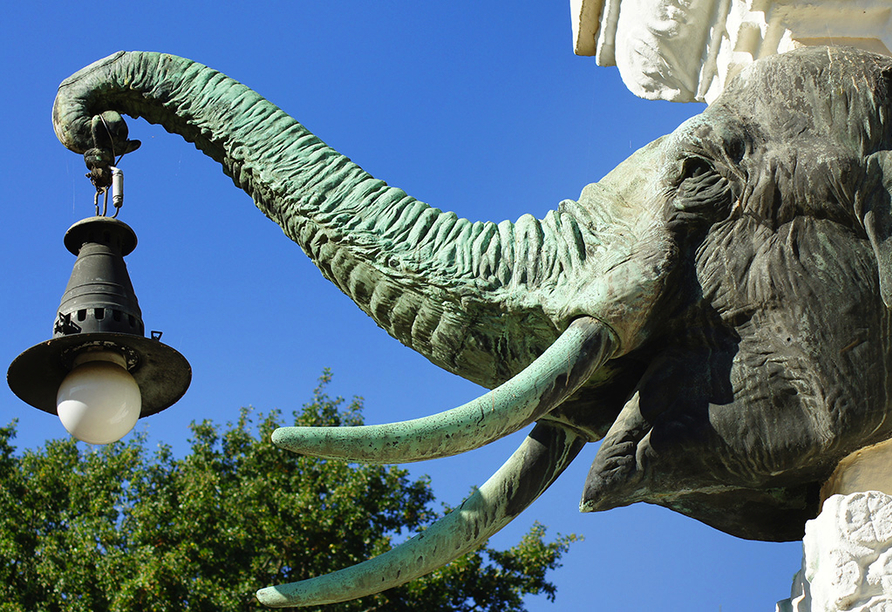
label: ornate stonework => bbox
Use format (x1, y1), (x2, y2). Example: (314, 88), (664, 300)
(571, 0), (892, 103)
(777, 492), (892, 611)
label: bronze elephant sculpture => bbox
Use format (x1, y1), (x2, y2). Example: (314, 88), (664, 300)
(52, 46), (892, 606)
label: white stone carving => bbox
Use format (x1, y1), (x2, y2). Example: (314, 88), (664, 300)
(570, 0), (892, 103)
(776, 492), (892, 612)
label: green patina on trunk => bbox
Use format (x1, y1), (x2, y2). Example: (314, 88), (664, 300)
(53, 51), (664, 392)
(52, 46), (892, 607)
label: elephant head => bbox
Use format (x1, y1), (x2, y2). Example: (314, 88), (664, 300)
(52, 46), (892, 607)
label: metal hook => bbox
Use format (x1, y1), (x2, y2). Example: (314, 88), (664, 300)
(89, 169), (123, 217)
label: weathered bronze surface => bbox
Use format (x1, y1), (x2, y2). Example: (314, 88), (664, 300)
(52, 46), (892, 606)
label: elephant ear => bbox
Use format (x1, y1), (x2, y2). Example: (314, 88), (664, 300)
(863, 151), (892, 308)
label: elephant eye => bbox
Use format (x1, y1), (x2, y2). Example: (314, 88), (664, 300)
(668, 155), (735, 233)
(726, 137), (746, 164)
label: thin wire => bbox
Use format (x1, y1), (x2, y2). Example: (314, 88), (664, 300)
(95, 114), (127, 217)
(97, 114), (117, 161)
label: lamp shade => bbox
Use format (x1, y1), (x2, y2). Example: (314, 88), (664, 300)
(7, 216), (191, 441)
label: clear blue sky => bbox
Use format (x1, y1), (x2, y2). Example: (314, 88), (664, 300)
(0, 3), (803, 610)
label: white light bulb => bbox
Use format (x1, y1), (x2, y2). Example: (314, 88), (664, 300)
(56, 350), (141, 445)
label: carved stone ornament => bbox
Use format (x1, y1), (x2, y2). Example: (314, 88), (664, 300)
(777, 492), (892, 612)
(571, 0), (892, 102)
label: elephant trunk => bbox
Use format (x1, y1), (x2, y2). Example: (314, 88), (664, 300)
(51, 51), (679, 605)
(52, 51), (600, 388)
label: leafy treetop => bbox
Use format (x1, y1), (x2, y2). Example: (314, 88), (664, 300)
(0, 371), (577, 612)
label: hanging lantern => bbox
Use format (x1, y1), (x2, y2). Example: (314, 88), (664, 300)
(7, 169), (191, 444)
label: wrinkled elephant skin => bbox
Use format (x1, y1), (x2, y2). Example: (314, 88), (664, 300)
(51, 46), (892, 605)
(577, 48), (892, 541)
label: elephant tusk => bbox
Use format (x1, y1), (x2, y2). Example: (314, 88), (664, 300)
(270, 316), (615, 464)
(255, 422), (585, 607)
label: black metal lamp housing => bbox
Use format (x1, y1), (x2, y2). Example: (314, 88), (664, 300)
(7, 215), (191, 444)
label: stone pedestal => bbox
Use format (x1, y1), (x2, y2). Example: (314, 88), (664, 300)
(777, 440), (892, 611)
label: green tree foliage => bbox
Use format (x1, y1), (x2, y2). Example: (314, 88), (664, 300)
(0, 372), (577, 611)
